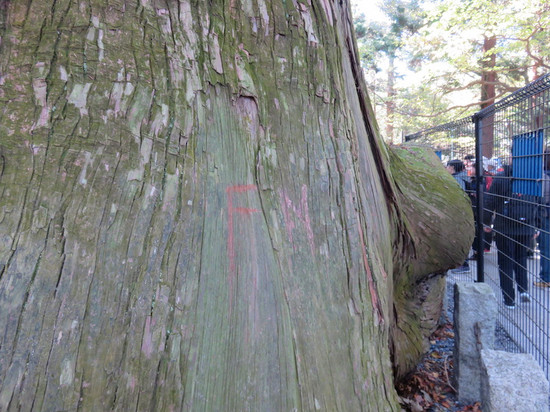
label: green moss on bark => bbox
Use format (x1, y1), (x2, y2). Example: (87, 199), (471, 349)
(389, 144), (474, 378)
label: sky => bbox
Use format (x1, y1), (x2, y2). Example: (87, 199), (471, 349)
(350, 0), (388, 23)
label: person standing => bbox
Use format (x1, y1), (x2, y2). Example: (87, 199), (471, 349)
(464, 160), (480, 260)
(446, 159), (469, 190)
(482, 159), (495, 252)
(464, 154), (475, 177)
(484, 165), (535, 308)
(447, 159), (470, 273)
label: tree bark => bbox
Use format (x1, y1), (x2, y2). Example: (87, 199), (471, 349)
(0, 1), (473, 410)
(388, 145), (474, 379)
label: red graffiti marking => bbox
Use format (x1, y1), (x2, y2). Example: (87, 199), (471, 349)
(234, 207), (258, 215)
(226, 184), (260, 309)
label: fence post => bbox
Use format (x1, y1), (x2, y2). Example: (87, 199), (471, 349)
(474, 113), (485, 283)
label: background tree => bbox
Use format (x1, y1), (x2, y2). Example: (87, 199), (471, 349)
(0, 0), (473, 410)
(355, 0), (424, 143)
(354, 0), (550, 140)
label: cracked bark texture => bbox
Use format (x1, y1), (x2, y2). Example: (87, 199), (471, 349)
(0, 0), (473, 410)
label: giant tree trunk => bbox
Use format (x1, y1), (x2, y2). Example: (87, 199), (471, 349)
(0, 1), (473, 410)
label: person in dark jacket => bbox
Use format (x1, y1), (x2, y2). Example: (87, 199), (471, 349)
(447, 159), (470, 272)
(484, 165), (535, 308)
(447, 159), (469, 191)
(464, 161), (492, 259)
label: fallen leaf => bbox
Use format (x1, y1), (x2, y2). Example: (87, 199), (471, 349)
(421, 390), (433, 404)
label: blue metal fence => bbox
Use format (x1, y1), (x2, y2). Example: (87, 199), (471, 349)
(406, 73), (550, 379)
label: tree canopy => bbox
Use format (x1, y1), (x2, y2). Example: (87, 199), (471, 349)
(354, 0), (550, 139)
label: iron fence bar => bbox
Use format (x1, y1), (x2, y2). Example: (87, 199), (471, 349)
(474, 113), (485, 282)
(404, 115), (474, 141)
(406, 72), (550, 380)
(407, 73), (550, 141)
(476, 73), (550, 120)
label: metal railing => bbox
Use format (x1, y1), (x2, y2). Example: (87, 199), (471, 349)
(406, 73), (550, 379)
